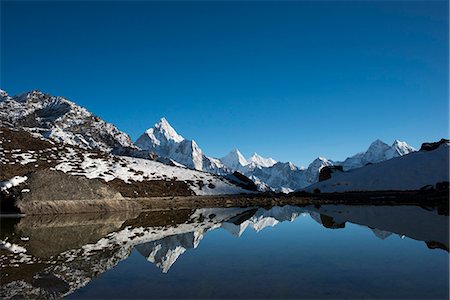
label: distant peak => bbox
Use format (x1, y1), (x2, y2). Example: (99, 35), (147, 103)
(15, 90), (48, 103)
(145, 117), (184, 145)
(370, 139), (385, 145)
(392, 139), (408, 146)
(250, 152), (260, 158)
(249, 152), (277, 167)
(148, 117), (184, 143)
(221, 148), (248, 168)
(159, 117), (169, 126)
(311, 156), (329, 164)
(392, 139), (416, 153)
(287, 162), (297, 170)
(24, 90), (45, 97)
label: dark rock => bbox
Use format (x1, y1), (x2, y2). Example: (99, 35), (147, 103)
(225, 171), (258, 191)
(425, 241), (449, 252)
(435, 181), (449, 191)
(420, 138), (449, 151)
(320, 214), (346, 229)
(319, 165), (344, 182)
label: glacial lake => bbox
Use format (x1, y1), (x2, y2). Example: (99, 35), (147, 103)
(1, 204), (448, 299)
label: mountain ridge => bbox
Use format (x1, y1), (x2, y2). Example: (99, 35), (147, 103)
(0, 89), (418, 192)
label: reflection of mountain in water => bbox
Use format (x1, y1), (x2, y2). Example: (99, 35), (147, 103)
(1, 204), (448, 299)
(221, 206), (304, 237)
(307, 205), (449, 249)
(136, 231), (204, 273)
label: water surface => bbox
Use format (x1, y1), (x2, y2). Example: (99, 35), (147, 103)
(1, 204), (448, 299)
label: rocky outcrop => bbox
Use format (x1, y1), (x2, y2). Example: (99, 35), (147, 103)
(420, 138), (450, 151)
(225, 172), (259, 191)
(318, 165), (343, 182)
(1, 169), (140, 214)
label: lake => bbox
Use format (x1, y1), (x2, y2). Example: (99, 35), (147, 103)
(1, 204), (448, 299)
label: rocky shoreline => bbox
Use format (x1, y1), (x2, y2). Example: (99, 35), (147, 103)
(2, 190), (447, 215)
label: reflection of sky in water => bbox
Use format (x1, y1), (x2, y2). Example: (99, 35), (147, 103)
(66, 209), (448, 299)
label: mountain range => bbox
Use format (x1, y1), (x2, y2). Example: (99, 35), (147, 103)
(0, 89), (418, 192)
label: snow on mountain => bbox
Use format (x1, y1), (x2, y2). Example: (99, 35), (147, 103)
(302, 157), (333, 187)
(0, 89), (135, 153)
(335, 139), (416, 171)
(121, 113), (417, 193)
(0, 89), (418, 193)
(305, 142), (449, 193)
(220, 149), (277, 171)
(135, 118), (229, 174)
(248, 153), (277, 168)
(218, 149), (328, 192)
(218, 140), (415, 192)
(53, 150), (249, 196)
(220, 148), (249, 171)
(250, 162), (304, 192)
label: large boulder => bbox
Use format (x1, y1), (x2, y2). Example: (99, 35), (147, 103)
(318, 165), (344, 182)
(420, 139), (450, 151)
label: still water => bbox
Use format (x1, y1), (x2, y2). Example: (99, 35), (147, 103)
(1, 205), (448, 299)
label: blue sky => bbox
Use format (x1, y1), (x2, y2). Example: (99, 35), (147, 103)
(1, 1), (448, 166)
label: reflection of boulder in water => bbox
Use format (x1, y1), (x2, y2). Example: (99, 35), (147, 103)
(31, 272), (70, 295)
(227, 208), (258, 225)
(306, 205), (449, 250)
(12, 211), (139, 258)
(135, 231), (204, 273)
(1, 212), (140, 299)
(371, 228), (393, 240)
(425, 241), (449, 252)
(319, 214), (346, 229)
(3, 204), (448, 299)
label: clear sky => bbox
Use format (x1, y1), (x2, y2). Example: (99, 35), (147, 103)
(1, 1), (448, 166)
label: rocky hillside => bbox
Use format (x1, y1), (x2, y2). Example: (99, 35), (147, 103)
(0, 127), (252, 214)
(0, 89), (135, 153)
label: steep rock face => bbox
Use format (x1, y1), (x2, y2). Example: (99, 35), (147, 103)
(135, 118), (228, 174)
(336, 139), (416, 171)
(0, 89), (135, 153)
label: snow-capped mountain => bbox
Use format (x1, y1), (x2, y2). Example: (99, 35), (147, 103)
(0, 89), (135, 153)
(220, 148), (249, 172)
(302, 157), (333, 186)
(135, 118), (229, 174)
(220, 149), (277, 171)
(335, 139), (416, 171)
(248, 153), (277, 168)
(305, 141), (449, 193)
(218, 139), (415, 192)
(219, 150), (332, 192)
(250, 162), (304, 193)
(0, 88), (418, 193)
